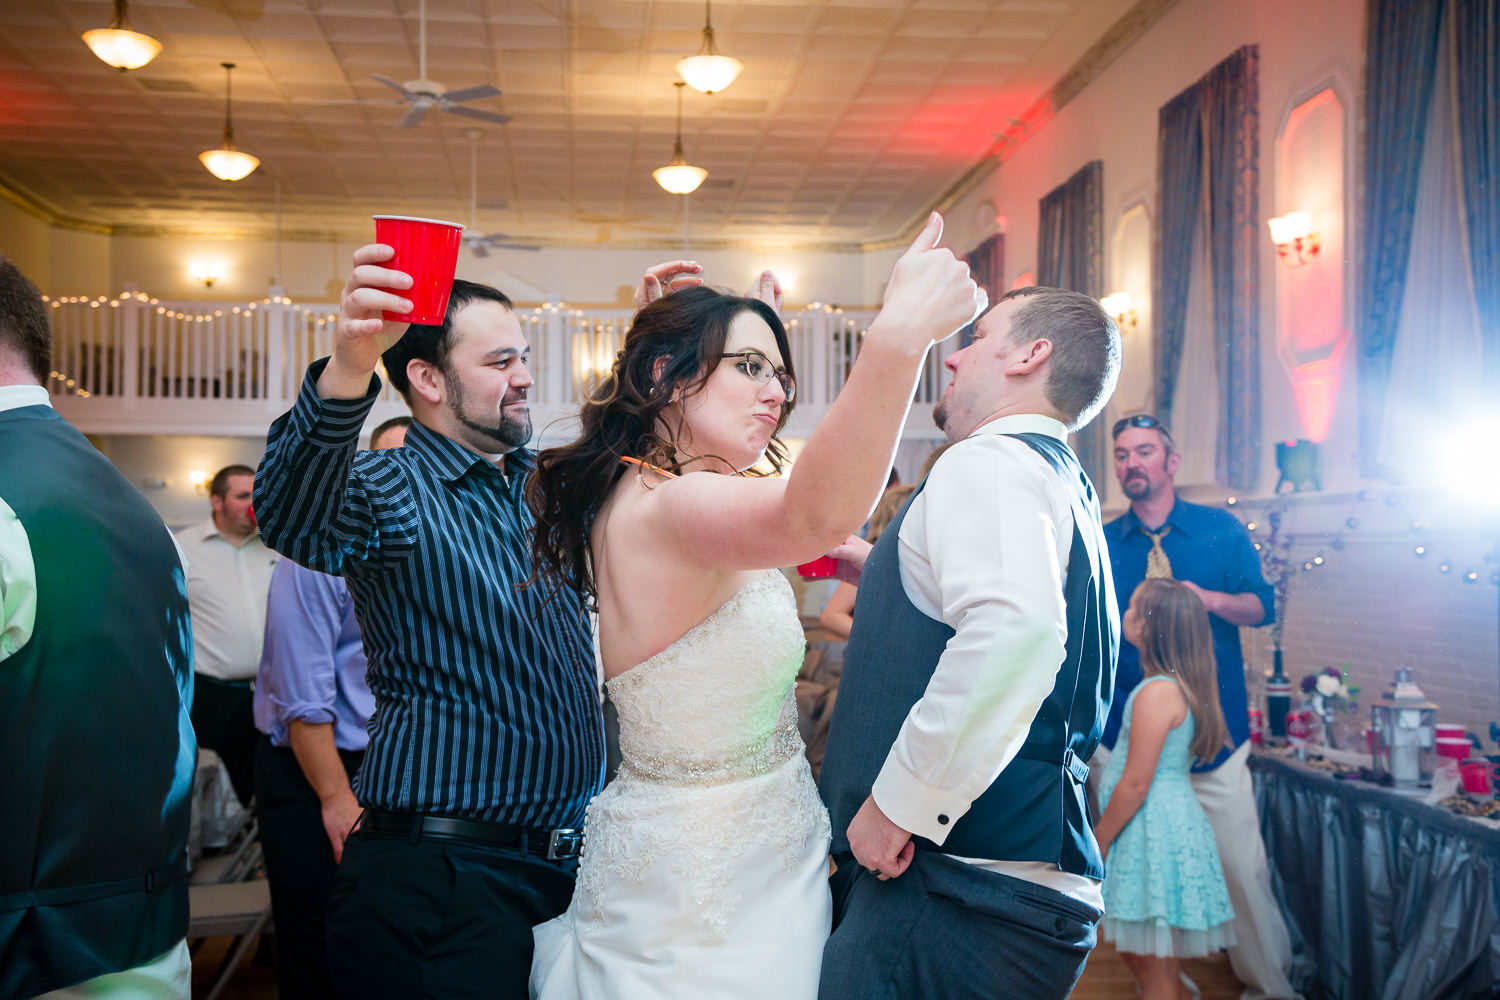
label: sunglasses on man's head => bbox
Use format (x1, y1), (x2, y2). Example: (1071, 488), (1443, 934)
(1112, 414), (1173, 445)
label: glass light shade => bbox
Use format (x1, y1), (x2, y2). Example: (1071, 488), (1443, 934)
(676, 53), (743, 95)
(199, 146), (260, 181)
(1267, 211), (1311, 245)
(82, 27), (162, 70)
(653, 160), (708, 195)
(1099, 292), (1132, 318)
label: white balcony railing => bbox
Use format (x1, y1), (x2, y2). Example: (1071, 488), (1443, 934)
(43, 291), (954, 444)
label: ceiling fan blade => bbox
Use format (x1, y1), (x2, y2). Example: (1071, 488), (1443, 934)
(317, 99), (406, 106)
(372, 74), (415, 99)
(398, 103), (430, 129)
(445, 105), (511, 125)
(441, 84), (502, 104)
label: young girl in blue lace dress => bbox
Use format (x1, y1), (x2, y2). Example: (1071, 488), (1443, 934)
(1095, 579), (1236, 999)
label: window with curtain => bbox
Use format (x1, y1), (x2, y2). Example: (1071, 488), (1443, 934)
(1359, 0), (1497, 475)
(1036, 160), (1107, 490)
(961, 233), (1004, 349)
(1152, 46), (1261, 491)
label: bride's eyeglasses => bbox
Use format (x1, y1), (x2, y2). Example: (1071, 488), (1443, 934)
(720, 351), (796, 404)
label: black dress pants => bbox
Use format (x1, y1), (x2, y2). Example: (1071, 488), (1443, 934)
(253, 736), (365, 1000)
(191, 674), (258, 806)
(327, 824), (578, 1000)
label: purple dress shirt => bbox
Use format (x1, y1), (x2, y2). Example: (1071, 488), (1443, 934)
(253, 559), (374, 752)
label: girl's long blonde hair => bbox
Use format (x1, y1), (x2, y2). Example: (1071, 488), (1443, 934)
(1130, 579), (1232, 765)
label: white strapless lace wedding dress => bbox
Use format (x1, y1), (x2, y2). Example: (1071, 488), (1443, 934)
(530, 571), (832, 999)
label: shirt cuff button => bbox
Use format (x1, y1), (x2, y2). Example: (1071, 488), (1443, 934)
(937, 814), (949, 825)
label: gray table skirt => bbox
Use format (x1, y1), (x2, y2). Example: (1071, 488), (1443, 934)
(1250, 754), (1500, 1000)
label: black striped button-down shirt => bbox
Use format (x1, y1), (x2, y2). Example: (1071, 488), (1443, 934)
(254, 360), (604, 827)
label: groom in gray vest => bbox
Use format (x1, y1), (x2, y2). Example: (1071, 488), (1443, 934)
(819, 286), (1121, 999)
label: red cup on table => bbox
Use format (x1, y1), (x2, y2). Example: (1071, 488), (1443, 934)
(796, 556), (839, 579)
(1437, 737), (1473, 761)
(1460, 758), (1492, 796)
(372, 215), (466, 324)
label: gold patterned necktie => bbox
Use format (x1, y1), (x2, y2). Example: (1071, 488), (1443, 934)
(1143, 525), (1174, 579)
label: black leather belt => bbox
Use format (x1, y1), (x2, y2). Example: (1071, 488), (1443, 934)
(360, 810), (583, 861)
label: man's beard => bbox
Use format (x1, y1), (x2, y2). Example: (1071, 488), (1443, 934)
(446, 368), (532, 451)
(931, 399), (949, 433)
(1121, 474), (1151, 501)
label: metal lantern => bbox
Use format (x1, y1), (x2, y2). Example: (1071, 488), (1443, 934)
(1370, 667), (1438, 788)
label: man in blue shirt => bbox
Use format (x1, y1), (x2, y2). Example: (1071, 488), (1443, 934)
(1101, 414), (1296, 1000)
(251, 414), (407, 1000)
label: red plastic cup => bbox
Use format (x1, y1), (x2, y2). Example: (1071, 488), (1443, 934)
(1437, 737), (1472, 760)
(797, 556), (838, 579)
(372, 215), (466, 324)
(1460, 759), (1492, 796)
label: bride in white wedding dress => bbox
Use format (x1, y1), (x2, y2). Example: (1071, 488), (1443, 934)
(526, 214), (983, 999)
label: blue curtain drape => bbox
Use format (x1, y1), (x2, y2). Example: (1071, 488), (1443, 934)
(1037, 160), (1106, 489)
(1152, 87), (1204, 431)
(961, 233), (1004, 348)
(1201, 46), (1261, 489)
(1453, 0), (1500, 399)
(1152, 46), (1261, 490)
(1356, 0), (1444, 476)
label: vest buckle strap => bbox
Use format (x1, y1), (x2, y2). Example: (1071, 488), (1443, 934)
(0, 853), (187, 914)
(1061, 748), (1089, 784)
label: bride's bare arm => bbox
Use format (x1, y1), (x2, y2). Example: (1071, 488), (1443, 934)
(643, 213), (983, 572)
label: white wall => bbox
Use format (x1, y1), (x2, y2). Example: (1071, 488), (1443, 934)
(0, 201), (54, 288)
(90, 433), (269, 530)
(93, 233), (882, 310)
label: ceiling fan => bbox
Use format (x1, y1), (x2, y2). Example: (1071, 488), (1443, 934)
(462, 130), (538, 256)
(335, 0), (511, 129)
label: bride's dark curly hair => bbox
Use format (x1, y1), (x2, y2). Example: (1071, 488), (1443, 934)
(528, 286), (795, 604)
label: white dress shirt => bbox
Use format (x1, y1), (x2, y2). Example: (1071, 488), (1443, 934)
(174, 518), (279, 681)
(0, 385), (49, 665)
(871, 412), (1103, 908)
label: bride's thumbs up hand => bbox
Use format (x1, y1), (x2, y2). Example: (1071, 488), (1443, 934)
(870, 212), (987, 352)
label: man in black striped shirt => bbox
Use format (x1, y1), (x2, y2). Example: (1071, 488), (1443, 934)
(254, 246), (603, 998)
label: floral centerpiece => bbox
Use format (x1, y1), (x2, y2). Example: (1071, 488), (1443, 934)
(1300, 666), (1357, 748)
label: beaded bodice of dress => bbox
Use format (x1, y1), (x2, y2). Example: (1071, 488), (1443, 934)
(574, 570), (829, 943)
(606, 571), (807, 785)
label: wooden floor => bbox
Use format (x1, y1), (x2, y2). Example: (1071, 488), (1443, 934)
(1073, 940), (1244, 999)
(194, 933), (1245, 998)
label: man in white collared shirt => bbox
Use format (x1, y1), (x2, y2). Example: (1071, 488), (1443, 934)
(175, 465), (279, 805)
(819, 287), (1121, 1000)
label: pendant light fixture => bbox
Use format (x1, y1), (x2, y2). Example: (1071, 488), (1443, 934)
(676, 0), (742, 95)
(653, 82), (708, 195)
(199, 62), (260, 182)
(82, 0), (162, 71)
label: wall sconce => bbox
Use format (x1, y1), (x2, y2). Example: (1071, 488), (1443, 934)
(1099, 292), (1138, 331)
(1267, 211), (1320, 266)
(188, 470), (210, 495)
(189, 264), (221, 288)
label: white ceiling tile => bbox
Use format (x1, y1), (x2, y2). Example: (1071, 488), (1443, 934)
(0, 0), (1129, 246)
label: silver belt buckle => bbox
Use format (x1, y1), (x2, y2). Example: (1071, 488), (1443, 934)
(546, 829), (582, 860)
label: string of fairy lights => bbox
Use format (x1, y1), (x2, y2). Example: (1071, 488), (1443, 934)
(1228, 490), (1499, 589)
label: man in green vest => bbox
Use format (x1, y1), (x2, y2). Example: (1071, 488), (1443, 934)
(0, 254), (196, 999)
